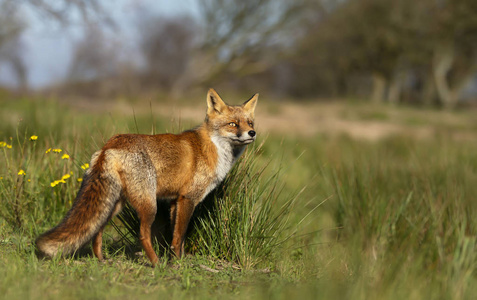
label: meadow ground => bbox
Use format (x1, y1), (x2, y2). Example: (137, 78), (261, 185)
(1, 93), (477, 299)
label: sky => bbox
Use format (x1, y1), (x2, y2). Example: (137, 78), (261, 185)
(0, 0), (198, 89)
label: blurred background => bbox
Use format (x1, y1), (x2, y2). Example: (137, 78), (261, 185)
(2, 2), (477, 297)
(1, 0), (477, 109)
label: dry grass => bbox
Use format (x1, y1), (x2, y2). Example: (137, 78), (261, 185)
(61, 95), (477, 140)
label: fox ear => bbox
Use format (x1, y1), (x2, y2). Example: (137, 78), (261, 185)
(242, 93), (259, 116)
(207, 88), (227, 115)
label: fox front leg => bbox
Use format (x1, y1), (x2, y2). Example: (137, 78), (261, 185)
(170, 195), (195, 258)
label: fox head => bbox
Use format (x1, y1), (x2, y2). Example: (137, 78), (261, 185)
(205, 88), (258, 146)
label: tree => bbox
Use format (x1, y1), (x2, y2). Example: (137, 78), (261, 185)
(137, 15), (197, 90)
(68, 24), (120, 81)
(170, 0), (305, 95)
(0, 0), (111, 91)
(0, 1), (27, 90)
(286, 0), (477, 107)
(426, 0), (477, 109)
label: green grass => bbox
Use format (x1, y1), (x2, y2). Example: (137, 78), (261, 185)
(1, 96), (477, 299)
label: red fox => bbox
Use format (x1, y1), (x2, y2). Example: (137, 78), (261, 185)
(36, 89), (258, 266)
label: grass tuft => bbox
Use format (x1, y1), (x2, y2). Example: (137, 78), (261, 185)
(189, 141), (298, 269)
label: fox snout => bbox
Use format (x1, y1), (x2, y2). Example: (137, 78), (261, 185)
(239, 130), (256, 140)
(233, 130), (256, 145)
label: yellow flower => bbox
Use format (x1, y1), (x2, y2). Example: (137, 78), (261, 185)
(61, 154), (70, 160)
(27, 179), (31, 182)
(81, 163), (90, 170)
(18, 170), (26, 176)
(61, 174), (71, 180)
(45, 148), (51, 154)
(0, 141), (11, 148)
(53, 148), (62, 153)
(50, 179), (66, 187)
(77, 178), (83, 182)
(30, 135), (38, 141)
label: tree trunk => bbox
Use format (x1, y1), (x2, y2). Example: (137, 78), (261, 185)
(371, 72), (387, 103)
(387, 73), (402, 104)
(5, 52), (28, 92)
(433, 43), (458, 109)
(432, 43), (476, 109)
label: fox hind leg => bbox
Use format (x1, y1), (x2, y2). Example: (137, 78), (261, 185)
(119, 152), (159, 266)
(127, 197), (158, 266)
(124, 188), (158, 265)
(92, 228), (105, 261)
(92, 197), (125, 261)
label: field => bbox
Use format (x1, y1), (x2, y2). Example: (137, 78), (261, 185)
(1, 93), (477, 299)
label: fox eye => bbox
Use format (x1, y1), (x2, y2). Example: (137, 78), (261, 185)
(228, 122), (237, 127)
(248, 122), (254, 127)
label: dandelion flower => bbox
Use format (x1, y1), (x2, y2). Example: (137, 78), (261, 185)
(77, 178), (83, 182)
(81, 163), (90, 170)
(53, 148), (62, 153)
(45, 148), (52, 154)
(0, 141), (12, 149)
(50, 181), (57, 187)
(61, 154), (70, 160)
(30, 135), (38, 141)
(62, 174), (71, 180)
(18, 170), (26, 176)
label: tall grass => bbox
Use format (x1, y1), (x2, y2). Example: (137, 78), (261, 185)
(0, 128), (83, 232)
(189, 142), (298, 269)
(311, 135), (477, 298)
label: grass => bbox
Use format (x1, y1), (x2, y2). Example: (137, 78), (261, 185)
(188, 142), (299, 269)
(1, 95), (477, 299)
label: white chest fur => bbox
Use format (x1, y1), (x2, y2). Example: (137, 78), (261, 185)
(211, 135), (235, 183)
(199, 135), (243, 199)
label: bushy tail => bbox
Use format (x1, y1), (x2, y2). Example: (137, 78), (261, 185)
(36, 154), (121, 258)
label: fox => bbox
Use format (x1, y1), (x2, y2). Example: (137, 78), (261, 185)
(36, 88), (258, 266)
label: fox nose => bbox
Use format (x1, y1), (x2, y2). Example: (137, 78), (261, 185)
(248, 130), (256, 137)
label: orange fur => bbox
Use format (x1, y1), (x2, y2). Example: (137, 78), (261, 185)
(35, 89), (259, 266)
